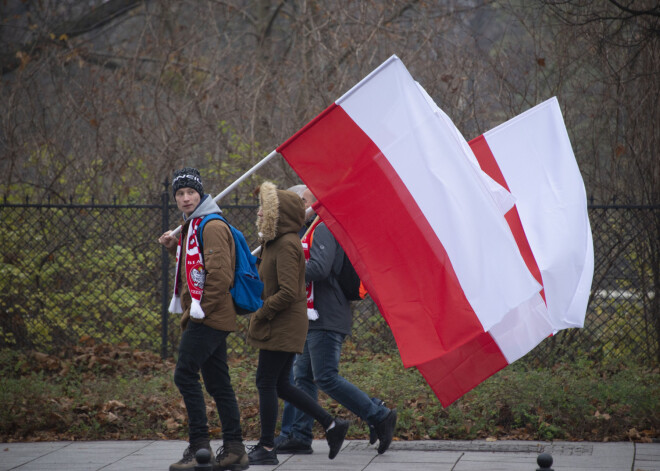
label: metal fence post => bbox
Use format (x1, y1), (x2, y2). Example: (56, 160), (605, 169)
(160, 179), (171, 359)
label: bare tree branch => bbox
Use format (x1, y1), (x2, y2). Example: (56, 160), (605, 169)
(1, 0), (144, 75)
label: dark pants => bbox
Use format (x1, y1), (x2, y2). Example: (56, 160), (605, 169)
(279, 356), (298, 436)
(256, 349), (333, 448)
(174, 321), (242, 444)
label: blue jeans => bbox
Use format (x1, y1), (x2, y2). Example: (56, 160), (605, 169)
(290, 330), (389, 444)
(174, 322), (242, 444)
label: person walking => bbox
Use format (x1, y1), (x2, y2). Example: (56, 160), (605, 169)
(276, 188), (397, 456)
(159, 167), (249, 471)
(246, 181), (349, 466)
(273, 184), (309, 447)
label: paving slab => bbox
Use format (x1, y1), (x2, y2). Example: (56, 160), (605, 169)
(635, 442), (660, 471)
(1, 439), (658, 471)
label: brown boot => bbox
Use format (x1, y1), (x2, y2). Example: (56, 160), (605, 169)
(170, 440), (212, 471)
(214, 441), (249, 471)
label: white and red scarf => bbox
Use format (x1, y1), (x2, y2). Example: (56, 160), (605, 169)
(301, 217), (322, 321)
(169, 217), (207, 319)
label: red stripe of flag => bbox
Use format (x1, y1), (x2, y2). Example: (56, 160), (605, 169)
(469, 135), (545, 295)
(417, 333), (508, 406)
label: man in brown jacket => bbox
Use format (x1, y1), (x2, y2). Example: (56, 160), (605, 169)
(159, 167), (248, 471)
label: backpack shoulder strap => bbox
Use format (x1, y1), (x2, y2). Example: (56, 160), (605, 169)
(196, 213), (228, 252)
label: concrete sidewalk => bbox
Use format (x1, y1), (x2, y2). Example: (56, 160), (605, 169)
(1, 439), (659, 471)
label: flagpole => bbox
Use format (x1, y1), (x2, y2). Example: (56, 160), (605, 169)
(168, 150), (280, 238)
(211, 150), (280, 205)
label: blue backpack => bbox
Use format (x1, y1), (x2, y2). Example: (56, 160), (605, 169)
(197, 213), (264, 315)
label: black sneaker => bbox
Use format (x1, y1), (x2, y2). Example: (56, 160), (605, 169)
(325, 418), (349, 459)
(273, 434), (289, 448)
(369, 398), (385, 444)
(375, 409), (397, 454)
(369, 425), (378, 445)
(274, 436), (313, 454)
(247, 444), (278, 465)
(170, 441), (212, 471)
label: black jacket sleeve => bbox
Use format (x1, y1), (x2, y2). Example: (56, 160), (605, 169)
(305, 223), (338, 282)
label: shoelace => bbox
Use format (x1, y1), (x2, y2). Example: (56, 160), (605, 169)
(180, 446), (195, 462)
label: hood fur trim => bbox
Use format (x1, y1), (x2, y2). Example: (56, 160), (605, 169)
(257, 181), (279, 242)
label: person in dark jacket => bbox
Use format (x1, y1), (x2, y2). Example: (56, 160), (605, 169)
(158, 167), (248, 471)
(276, 188), (397, 456)
(245, 181), (348, 466)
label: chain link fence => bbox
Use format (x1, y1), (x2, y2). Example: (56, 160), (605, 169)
(1, 197), (657, 366)
(526, 205), (659, 366)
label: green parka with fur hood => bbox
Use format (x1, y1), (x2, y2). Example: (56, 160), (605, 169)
(247, 182), (308, 353)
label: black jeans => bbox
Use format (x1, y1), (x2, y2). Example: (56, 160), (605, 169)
(256, 349), (333, 448)
(174, 321), (242, 444)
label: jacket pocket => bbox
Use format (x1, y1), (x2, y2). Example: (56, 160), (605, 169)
(248, 316), (271, 341)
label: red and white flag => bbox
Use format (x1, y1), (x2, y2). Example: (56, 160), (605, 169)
(470, 97), (594, 332)
(277, 57), (540, 365)
(414, 96), (593, 405)
(277, 55), (592, 406)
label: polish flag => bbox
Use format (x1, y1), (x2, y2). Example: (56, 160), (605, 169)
(277, 56), (541, 366)
(277, 55), (592, 406)
(469, 97), (594, 332)
(414, 95), (593, 405)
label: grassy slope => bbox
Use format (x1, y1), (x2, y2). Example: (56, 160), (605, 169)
(0, 343), (658, 443)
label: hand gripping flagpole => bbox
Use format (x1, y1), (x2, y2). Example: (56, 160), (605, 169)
(168, 150), (280, 239)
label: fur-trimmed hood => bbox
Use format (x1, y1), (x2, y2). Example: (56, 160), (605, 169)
(257, 181), (305, 242)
